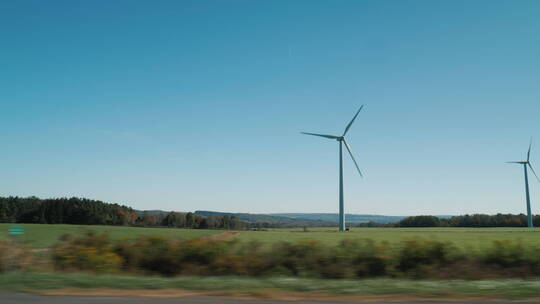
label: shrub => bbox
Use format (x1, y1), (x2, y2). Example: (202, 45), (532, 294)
(212, 240), (270, 276)
(125, 236), (177, 275)
(48, 233), (540, 279)
(482, 240), (540, 275)
(268, 240), (324, 277)
(396, 239), (462, 278)
(52, 232), (122, 273)
(343, 239), (390, 278)
(0, 240), (33, 272)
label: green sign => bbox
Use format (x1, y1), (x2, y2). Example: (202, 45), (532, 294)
(8, 226), (24, 236)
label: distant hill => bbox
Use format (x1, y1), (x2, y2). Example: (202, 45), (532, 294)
(194, 211), (335, 227)
(269, 213), (454, 224)
(142, 210), (454, 226)
(135, 210), (170, 216)
(270, 213), (406, 224)
(193, 211), (444, 227)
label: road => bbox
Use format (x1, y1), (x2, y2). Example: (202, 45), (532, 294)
(1, 292), (537, 304)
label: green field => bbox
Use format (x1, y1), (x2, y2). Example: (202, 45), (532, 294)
(2, 273), (540, 299)
(2, 224), (540, 248)
(234, 227), (540, 248)
(0, 224), (222, 247)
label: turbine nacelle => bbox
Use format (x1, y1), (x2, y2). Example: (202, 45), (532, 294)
(301, 106), (364, 178)
(507, 138), (540, 183)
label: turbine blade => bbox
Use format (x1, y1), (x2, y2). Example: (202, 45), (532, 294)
(507, 161), (525, 164)
(528, 137), (533, 162)
(342, 105), (364, 136)
(301, 132), (340, 140)
(528, 162), (540, 183)
(343, 139), (363, 177)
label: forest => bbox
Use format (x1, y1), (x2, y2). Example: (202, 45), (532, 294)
(0, 197), (247, 229)
(396, 214), (540, 227)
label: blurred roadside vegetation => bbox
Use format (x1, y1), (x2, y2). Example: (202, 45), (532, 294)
(3, 233), (540, 280)
(2, 272), (540, 300)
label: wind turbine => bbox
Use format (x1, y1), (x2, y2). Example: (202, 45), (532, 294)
(507, 138), (540, 228)
(301, 106), (364, 231)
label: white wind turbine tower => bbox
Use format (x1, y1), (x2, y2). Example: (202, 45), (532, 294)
(507, 138), (540, 228)
(301, 106), (364, 231)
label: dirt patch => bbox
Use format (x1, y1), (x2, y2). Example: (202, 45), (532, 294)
(40, 289), (209, 298)
(37, 288), (540, 302)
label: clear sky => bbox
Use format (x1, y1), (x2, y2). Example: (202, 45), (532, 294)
(1, 0), (540, 215)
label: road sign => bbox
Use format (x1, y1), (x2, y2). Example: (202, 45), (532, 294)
(8, 226), (24, 236)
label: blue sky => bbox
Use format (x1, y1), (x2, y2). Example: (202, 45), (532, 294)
(1, 0), (540, 215)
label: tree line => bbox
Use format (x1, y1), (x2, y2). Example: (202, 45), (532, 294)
(4, 196), (537, 228)
(194, 210), (336, 228)
(386, 214), (540, 227)
(0, 196), (248, 229)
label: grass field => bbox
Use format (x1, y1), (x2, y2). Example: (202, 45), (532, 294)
(2, 223), (540, 248)
(234, 227), (540, 248)
(0, 224), (222, 247)
(2, 273), (540, 300)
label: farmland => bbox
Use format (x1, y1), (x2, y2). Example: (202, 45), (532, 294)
(0, 224), (222, 247)
(2, 223), (540, 248)
(233, 227), (540, 248)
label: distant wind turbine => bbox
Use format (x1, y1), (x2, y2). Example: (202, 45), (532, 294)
(507, 138), (540, 228)
(301, 106), (364, 231)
